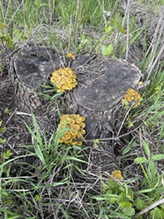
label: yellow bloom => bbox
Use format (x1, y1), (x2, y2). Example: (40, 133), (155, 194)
(50, 67), (77, 92)
(76, 133), (83, 139)
(53, 77), (62, 84)
(122, 88), (142, 107)
(70, 130), (77, 136)
(110, 169), (123, 181)
(138, 81), (143, 85)
(80, 129), (86, 135)
(64, 140), (73, 145)
(80, 122), (86, 128)
(58, 114), (86, 146)
(72, 78), (77, 84)
(76, 116), (85, 124)
(62, 84), (74, 91)
(72, 141), (83, 146)
(72, 124), (81, 131)
(66, 78), (73, 84)
(60, 131), (71, 141)
(57, 89), (64, 92)
(66, 53), (75, 60)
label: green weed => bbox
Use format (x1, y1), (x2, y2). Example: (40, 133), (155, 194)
(0, 111), (87, 217)
(0, 121), (6, 145)
(93, 147), (164, 219)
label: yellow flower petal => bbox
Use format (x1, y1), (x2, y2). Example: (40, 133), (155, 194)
(58, 114), (86, 146)
(61, 131), (71, 141)
(70, 130), (77, 136)
(110, 169), (123, 181)
(72, 124), (81, 131)
(50, 67), (77, 93)
(122, 88), (142, 107)
(138, 81), (143, 85)
(66, 53), (75, 60)
(76, 133), (83, 139)
(72, 141), (82, 146)
(80, 129), (86, 135)
(76, 117), (85, 124)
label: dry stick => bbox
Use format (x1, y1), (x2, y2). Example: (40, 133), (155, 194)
(117, 104), (134, 137)
(74, 0), (83, 42)
(86, 124), (141, 142)
(5, 108), (17, 126)
(147, 20), (164, 71)
(133, 198), (164, 219)
(146, 11), (164, 80)
(48, 0), (55, 24)
(147, 42), (164, 80)
(125, 0), (131, 61)
(7, 1), (23, 26)
(0, 0), (11, 21)
(145, 12), (163, 60)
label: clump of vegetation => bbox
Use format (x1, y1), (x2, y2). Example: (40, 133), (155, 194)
(122, 88), (142, 108)
(92, 141), (164, 218)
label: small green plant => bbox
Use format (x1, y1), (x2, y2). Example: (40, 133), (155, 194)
(101, 16), (126, 56)
(93, 139), (99, 148)
(92, 138), (164, 218)
(93, 178), (136, 218)
(0, 110), (87, 217)
(0, 120), (6, 145)
(37, 82), (63, 110)
(40, 82), (63, 99)
(134, 139), (164, 181)
(0, 22), (14, 49)
(102, 43), (113, 56)
(24, 111), (87, 176)
(77, 34), (94, 53)
(133, 140), (164, 218)
(2, 149), (13, 160)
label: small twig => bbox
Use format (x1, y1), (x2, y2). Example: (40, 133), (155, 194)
(126, 0), (131, 60)
(15, 111), (32, 117)
(147, 43), (164, 80)
(145, 12), (163, 59)
(0, 41), (7, 88)
(133, 198), (164, 219)
(7, 1), (23, 26)
(117, 106), (132, 137)
(86, 124), (141, 142)
(5, 108), (17, 126)
(146, 9), (164, 79)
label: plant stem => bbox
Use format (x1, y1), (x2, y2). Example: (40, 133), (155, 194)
(133, 198), (164, 219)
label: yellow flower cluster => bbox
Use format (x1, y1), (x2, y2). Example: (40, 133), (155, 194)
(66, 53), (75, 60)
(110, 169), (123, 181)
(50, 67), (77, 92)
(59, 114), (86, 146)
(122, 88), (142, 107)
